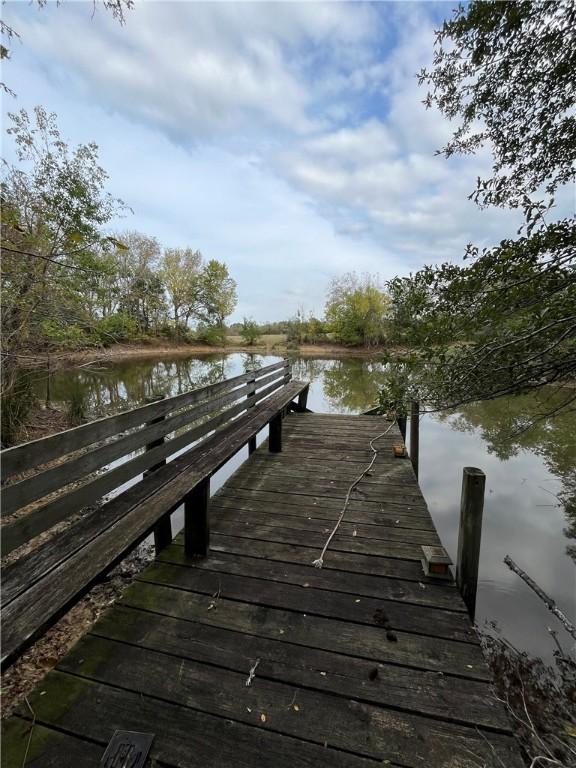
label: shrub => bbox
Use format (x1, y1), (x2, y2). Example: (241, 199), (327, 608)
(95, 313), (138, 345)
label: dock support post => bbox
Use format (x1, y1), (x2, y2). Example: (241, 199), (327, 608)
(247, 373), (257, 455)
(456, 467), (486, 620)
(298, 384), (309, 412)
(397, 413), (407, 442)
(184, 477), (210, 558)
(409, 400), (419, 478)
(144, 394), (172, 554)
(269, 413), (282, 453)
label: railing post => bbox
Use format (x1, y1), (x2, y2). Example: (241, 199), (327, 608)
(297, 383), (309, 412)
(184, 477), (210, 558)
(247, 372), (257, 455)
(144, 394), (172, 554)
(456, 467), (486, 620)
(269, 413), (282, 453)
(409, 400), (419, 478)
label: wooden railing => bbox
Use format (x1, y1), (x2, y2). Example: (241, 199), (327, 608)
(1, 359), (290, 556)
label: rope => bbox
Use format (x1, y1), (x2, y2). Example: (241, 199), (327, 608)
(312, 420), (395, 568)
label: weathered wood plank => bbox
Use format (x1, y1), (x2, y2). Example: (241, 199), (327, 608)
(92, 604), (506, 729)
(1, 375), (291, 554)
(1, 367), (285, 515)
(209, 496), (434, 530)
(156, 545), (463, 611)
(15, 670), (373, 768)
(213, 485), (429, 514)
(119, 580), (489, 678)
(1, 359), (288, 481)
(1, 380), (308, 666)
(206, 533), (443, 582)
(1, 717), (104, 767)
(229, 464), (418, 490)
(50, 636), (522, 767)
(136, 560), (475, 642)
(210, 508), (441, 547)
(1, 406), (523, 767)
(224, 476), (425, 505)
(2, 382), (304, 664)
(205, 523), (425, 561)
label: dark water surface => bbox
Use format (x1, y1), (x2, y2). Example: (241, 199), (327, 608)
(31, 352), (576, 661)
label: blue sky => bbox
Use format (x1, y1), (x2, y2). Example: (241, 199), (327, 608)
(1, 1), (557, 321)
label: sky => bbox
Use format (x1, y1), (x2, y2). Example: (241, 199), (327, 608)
(0, 0), (556, 321)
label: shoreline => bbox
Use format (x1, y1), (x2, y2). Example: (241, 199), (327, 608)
(17, 342), (394, 369)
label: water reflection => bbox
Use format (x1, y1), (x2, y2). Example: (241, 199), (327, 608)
(437, 390), (576, 564)
(28, 353), (575, 660)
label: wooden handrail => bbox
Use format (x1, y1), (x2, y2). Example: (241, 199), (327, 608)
(1, 359), (288, 480)
(1, 361), (291, 555)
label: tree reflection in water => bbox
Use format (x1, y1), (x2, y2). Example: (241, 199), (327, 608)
(437, 387), (576, 562)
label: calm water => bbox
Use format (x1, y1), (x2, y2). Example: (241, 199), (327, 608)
(31, 352), (576, 661)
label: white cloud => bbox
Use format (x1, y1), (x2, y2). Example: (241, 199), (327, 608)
(7, 1), (378, 140)
(4, 0), (569, 322)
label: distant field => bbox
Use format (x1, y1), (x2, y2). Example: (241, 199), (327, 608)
(225, 334), (288, 348)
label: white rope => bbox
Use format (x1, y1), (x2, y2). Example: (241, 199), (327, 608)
(312, 420), (395, 568)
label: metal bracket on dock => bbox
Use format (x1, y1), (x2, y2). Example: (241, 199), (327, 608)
(100, 730), (155, 768)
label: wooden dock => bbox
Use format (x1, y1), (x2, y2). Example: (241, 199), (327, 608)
(2, 412), (523, 767)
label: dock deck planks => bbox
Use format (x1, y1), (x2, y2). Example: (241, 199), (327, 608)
(2, 413), (523, 767)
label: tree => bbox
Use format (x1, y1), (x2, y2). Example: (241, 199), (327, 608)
(325, 273), (391, 347)
(113, 232), (166, 334)
(1, 106), (126, 367)
(197, 260), (238, 344)
(388, 1), (576, 419)
(240, 318), (261, 346)
(161, 248), (203, 336)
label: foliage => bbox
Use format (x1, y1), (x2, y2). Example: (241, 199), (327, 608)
(377, 359), (419, 418)
(285, 309), (328, 346)
(325, 273), (391, 347)
(66, 385), (88, 426)
(389, 1), (576, 418)
(40, 320), (90, 350)
(0, 108), (239, 439)
(161, 248), (203, 335)
(1, 107), (126, 391)
(95, 313), (138, 344)
(482, 629), (576, 768)
(0, 372), (35, 448)
(240, 318), (261, 346)
(196, 323), (227, 347)
(419, 0), (576, 219)
(197, 260), (238, 331)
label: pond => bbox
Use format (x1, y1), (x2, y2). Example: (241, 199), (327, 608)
(29, 352), (576, 662)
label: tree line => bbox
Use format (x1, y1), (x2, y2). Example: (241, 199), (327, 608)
(234, 273), (393, 348)
(1, 108), (238, 362)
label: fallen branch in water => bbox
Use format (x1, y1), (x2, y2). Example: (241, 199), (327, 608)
(504, 555), (576, 640)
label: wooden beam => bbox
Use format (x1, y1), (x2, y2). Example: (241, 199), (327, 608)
(456, 467), (485, 619)
(246, 373), (257, 455)
(409, 401), (419, 478)
(184, 478), (211, 558)
(1, 359), (288, 481)
(269, 414), (283, 453)
(143, 395), (173, 554)
(297, 383), (309, 412)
